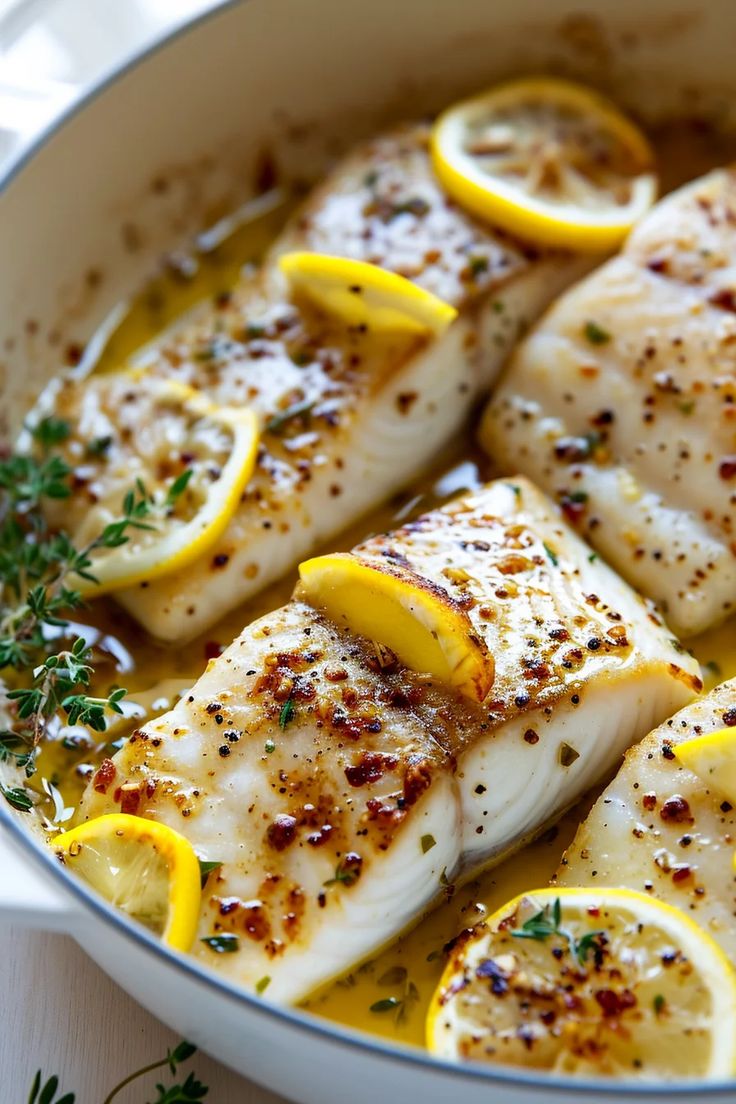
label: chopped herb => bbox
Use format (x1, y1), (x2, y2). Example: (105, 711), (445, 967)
(197, 859), (222, 887)
(264, 737), (276, 753)
(583, 320), (611, 345)
(377, 965), (408, 986)
(370, 997), (401, 1013)
(588, 551), (599, 563)
(467, 254), (489, 278)
(85, 434), (113, 458)
(420, 833), (436, 854)
(255, 975), (271, 994)
(245, 321), (267, 339)
(200, 934), (239, 954)
(677, 400), (695, 415)
(426, 949), (443, 963)
(278, 698), (296, 730)
(324, 855), (362, 887)
(567, 491), (589, 504)
(653, 993), (666, 1015)
(439, 867), (449, 886)
(385, 196), (430, 221)
(559, 742), (580, 767)
(543, 542), (559, 567)
(505, 482), (522, 501)
(266, 399), (315, 435)
(492, 300), (505, 314)
(165, 468), (193, 508)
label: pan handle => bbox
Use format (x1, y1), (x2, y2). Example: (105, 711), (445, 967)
(0, 821), (78, 930)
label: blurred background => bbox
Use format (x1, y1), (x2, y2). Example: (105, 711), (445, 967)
(0, 0), (218, 164)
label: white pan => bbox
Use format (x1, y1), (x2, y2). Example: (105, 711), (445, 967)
(1, 2), (735, 1101)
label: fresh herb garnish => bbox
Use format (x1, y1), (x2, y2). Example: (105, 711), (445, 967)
(369, 996), (401, 1013)
(543, 542), (559, 567)
(420, 833), (436, 853)
(197, 859), (222, 887)
(653, 993), (666, 1015)
(583, 320), (611, 345)
(510, 897), (603, 966)
(266, 399), (316, 435)
(324, 855), (362, 887)
(255, 975), (271, 994)
(85, 434), (113, 458)
(29, 1041), (206, 1104)
(201, 934), (239, 954)
(369, 973), (420, 1023)
(0, 440), (190, 817)
(278, 698), (296, 730)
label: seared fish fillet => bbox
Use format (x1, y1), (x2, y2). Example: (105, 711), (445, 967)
(49, 123), (593, 642)
(557, 680), (736, 961)
(481, 168), (736, 637)
(78, 478), (699, 1002)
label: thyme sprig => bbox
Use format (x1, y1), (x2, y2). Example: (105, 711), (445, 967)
(0, 427), (189, 815)
(510, 897), (604, 966)
(29, 1040), (208, 1104)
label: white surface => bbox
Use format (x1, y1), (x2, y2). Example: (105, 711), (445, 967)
(0, 925), (290, 1103)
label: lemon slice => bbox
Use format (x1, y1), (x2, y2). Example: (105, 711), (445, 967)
(427, 886), (736, 1079)
(54, 813), (201, 952)
(64, 376), (259, 596)
(298, 552), (493, 701)
(279, 252), (458, 334)
(674, 727), (736, 804)
(431, 77), (657, 250)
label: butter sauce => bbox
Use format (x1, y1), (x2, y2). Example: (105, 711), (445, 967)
(36, 119), (736, 1047)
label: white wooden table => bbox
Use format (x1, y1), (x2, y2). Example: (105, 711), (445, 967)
(0, 925), (289, 1104)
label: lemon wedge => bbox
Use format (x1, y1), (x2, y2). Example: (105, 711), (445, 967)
(674, 727), (736, 804)
(298, 553), (493, 701)
(54, 813), (201, 952)
(431, 77), (657, 251)
(279, 252), (457, 334)
(65, 377), (259, 596)
(427, 886), (736, 1080)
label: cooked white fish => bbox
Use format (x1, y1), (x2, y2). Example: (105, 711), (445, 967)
(47, 123), (594, 643)
(557, 680), (736, 961)
(78, 478), (699, 1003)
(481, 168), (736, 638)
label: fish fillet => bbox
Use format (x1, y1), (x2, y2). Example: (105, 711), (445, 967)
(480, 168), (736, 637)
(47, 123), (594, 642)
(557, 680), (736, 961)
(77, 478), (699, 1003)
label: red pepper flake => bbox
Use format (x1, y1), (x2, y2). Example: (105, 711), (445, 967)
(723, 709), (736, 727)
(266, 814), (298, 851)
(719, 456), (736, 480)
(345, 751), (398, 788)
(710, 288), (736, 313)
(660, 795), (693, 824)
(92, 758), (116, 794)
(595, 988), (637, 1017)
